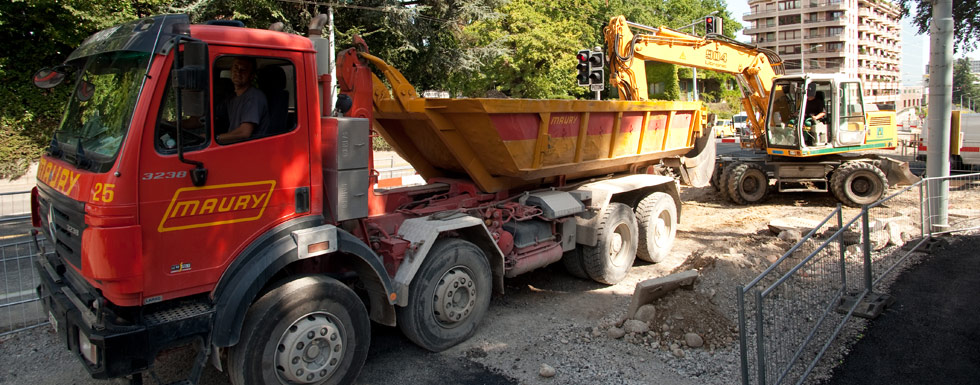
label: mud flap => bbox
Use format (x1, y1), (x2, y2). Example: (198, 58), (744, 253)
(678, 126), (716, 187)
(876, 156), (920, 186)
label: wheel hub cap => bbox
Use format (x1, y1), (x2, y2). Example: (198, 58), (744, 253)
(609, 223), (631, 267)
(276, 312), (344, 384)
(434, 267), (476, 324)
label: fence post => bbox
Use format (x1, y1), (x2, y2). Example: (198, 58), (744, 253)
(837, 204), (846, 289)
(738, 286), (750, 385)
(755, 290), (767, 385)
(861, 207), (873, 294)
(919, 180), (927, 238)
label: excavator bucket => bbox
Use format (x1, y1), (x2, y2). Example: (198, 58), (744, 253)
(877, 156), (920, 186)
(679, 126), (716, 187)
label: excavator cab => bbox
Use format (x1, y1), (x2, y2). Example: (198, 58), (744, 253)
(764, 76), (865, 156)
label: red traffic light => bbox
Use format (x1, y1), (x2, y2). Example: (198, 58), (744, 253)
(577, 52), (589, 62)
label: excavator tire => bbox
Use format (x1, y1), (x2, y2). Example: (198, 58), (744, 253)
(830, 161), (887, 207)
(726, 162), (769, 205)
(710, 162), (724, 192)
(717, 162), (738, 200)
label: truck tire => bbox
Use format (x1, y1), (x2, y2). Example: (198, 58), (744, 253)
(229, 275), (370, 385)
(830, 161), (887, 207)
(582, 203), (639, 285)
(562, 249), (589, 279)
(726, 162), (769, 204)
(397, 238), (492, 352)
(634, 192), (677, 263)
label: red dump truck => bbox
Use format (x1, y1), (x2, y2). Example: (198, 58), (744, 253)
(30, 14), (714, 384)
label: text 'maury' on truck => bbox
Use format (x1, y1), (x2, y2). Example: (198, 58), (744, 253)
(29, 14), (715, 384)
(603, 16), (919, 207)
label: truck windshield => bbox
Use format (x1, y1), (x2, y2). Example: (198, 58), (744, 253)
(54, 50), (151, 170)
(733, 115), (747, 124)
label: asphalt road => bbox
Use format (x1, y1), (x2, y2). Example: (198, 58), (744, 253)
(826, 234), (980, 385)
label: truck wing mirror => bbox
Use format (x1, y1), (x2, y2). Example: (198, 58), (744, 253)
(173, 38), (209, 187)
(32, 66), (70, 89)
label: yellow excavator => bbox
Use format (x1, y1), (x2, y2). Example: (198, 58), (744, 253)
(603, 16), (918, 206)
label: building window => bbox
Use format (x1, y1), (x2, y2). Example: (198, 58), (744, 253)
(779, 30), (801, 39)
(827, 26), (844, 36)
(779, 0), (800, 10)
(779, 15), (801, 25)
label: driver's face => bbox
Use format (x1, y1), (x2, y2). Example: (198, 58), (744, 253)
(231, 59), (254, 88)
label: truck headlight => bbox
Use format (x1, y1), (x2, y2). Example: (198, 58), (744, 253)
(78, 332), (99, 365)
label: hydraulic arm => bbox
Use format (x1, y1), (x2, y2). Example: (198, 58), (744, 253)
(603, 15), (784, 147)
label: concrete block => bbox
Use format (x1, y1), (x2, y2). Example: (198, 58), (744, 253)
(626, 270), (698, 320)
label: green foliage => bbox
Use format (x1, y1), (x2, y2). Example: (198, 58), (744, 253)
(451, 0), (598, 98)
(897, 0), (979, 52)
(645, 62), (680, 100)
(953, 57), (980, 107)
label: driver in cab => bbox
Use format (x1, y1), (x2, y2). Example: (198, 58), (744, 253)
(216, 57), (269, 144)
(803, 84), (827, 146)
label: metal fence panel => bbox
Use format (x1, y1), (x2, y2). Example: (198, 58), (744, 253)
(0, 190), (31, 222)
(1, 239), (47, 336)
(740, 172), (975, 385)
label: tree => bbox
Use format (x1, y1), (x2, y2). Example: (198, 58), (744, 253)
(898, 0), (980, 52)
(952, 57), (980, 108)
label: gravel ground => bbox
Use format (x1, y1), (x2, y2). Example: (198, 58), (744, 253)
(1, 160), (976, 385)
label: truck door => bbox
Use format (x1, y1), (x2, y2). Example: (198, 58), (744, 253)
(138, 49), (310, 301)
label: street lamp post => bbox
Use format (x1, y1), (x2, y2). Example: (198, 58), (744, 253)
(679, 10), (719, 101)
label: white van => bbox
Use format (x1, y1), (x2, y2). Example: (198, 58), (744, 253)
(733, 112), (749, 136)
(918, 112), (980, 170)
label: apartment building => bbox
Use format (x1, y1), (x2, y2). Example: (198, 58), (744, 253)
(742, 0), (902, 108)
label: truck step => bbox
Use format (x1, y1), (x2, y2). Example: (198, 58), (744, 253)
(144, 301), (213, 326)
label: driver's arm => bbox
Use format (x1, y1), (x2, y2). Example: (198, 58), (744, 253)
(217, 122), (255, 144)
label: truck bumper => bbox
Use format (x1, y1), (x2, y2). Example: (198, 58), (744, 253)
(35, 253), (213, 379)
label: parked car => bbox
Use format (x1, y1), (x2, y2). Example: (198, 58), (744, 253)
(713, 119), (735, 137)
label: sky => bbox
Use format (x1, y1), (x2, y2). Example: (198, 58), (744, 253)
(725, 0), (980, 86)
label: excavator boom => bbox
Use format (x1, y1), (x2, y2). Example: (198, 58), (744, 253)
(604, 15), (784, 149)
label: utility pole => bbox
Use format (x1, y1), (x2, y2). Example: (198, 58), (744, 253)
(328, 6), (337, 115)
(926, 0), (953, 232)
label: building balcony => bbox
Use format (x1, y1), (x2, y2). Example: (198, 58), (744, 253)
(803, 17), (848, 28)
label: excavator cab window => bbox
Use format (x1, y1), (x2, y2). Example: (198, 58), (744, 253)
(766, 80), (805, 148)
(836, 82), (866, 145)
(802, 81), (832, 147)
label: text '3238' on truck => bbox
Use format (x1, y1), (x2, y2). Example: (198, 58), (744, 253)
(29, 14), (715, 384)
(604, 16), (919, 207)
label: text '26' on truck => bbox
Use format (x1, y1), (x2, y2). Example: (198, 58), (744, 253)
(29, 14), (716, 384)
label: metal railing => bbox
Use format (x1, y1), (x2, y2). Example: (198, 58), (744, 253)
(0, 190), (31, 223)
(1, 238), (49, 336)
(738, 172), (978, 384)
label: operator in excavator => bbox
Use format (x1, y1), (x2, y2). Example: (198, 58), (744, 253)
(803, 84), (827, 146)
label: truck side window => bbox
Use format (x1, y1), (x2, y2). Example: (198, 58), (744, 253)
(213, 56), (297, 144)
(154, 74), (210, 154)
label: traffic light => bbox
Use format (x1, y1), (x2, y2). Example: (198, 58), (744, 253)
(577, 50), (590, 86)
(705, 16), (722, 35)
(589, 52), (604, 88)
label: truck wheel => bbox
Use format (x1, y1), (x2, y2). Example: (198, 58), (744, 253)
(830, 161), (887, 207)
(397, 238), (492, 352)
(562, 249), (589, 279)
(228, 275), (370, 385)
(582, 203), (639, 285)
(726, 162), (769, 204)
(634, 192), (677, 263)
